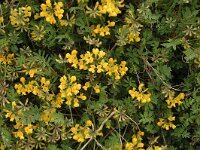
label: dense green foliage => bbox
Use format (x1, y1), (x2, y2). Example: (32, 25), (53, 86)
(0, 0), (200, 149)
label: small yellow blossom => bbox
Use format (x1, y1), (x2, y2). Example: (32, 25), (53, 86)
(157, 116), (176, 130)
(40, 0), (64, 24)
(107, 21), (115, 27)
(14, 131), (24, 139)
(86, 120), (93, 126)
(10, 6), (31, 30)
(129, 83), (151, 103)
(94, 84), (100, 93)
(12, 101), (16, 109)
(83, 82), (91, 91)
(166, 93), (185, 108)
(0, 48), (15, 64)
(125, 131), (145, 150)
(0, 16), (4, 23)
(24, 124), (33, 134)
(98, 0), (124, 17)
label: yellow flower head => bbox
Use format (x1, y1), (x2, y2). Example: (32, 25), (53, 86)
(40, 0), (64, 24)
(0, 16), (4, 23)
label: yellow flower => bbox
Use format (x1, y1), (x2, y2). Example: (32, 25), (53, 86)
(78, 93), (87, 100)
(40, 0), (64, 24)
(54, 2), (64, 19)
(165, 92), (185, 108)
(169, 122), (176, 129)
(24, 124), (33, 134)
(157, 117), (176, 130)
(92, 48), (99, 56)
(12, 101), (16, 109)
(125, 143), (134, 150)
(98, 50), (106, 58)
(157, 118), (164, 126)
(89, 65), (96, 73)
(85, 120), (93, 127)
(138, 83), (144, 91)
(14, 131), (24, 139)
(0, 16), (4, 23)
(83, 82), (91, 91)
(10, 6), (31, 30)
(129, 84), (151, 103)
(128, 33), (140, 42)
(97, 65), (104, 73)
(41, 109), (55, 125)
(70, 76), (77, 83)
(73, 98), (79, 107)
(0, 49), (15, 64)
(168, 116), (175, 121)
(24, 6), (31, 17)
(34, 13), (41, 20)
(137, 142), (144, 148)
(98, 0), (124, 17)
(107, 21), (115, 27)
(94, 84), (100, 93)
(28, 69), (37, 78)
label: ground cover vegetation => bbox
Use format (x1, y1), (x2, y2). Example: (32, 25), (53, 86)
(0, 0), (200, 149)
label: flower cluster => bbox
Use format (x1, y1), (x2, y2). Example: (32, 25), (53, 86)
(129, 83), (151, 103)
(21, 64), (38, 78)
(59, 75), (86, 107)
(125, 131), (145, 150)
(70, 120), (103, 143)
(10, 5), (31, 30)
(40, 0), (64, 24)
(124, 10), (142, 43)
(82, 81), (101, 94)
(13, 122), (36, 139)
(0, 47), (14, 64)
(66, 49), (128, 80)
(165, 93), (185, 108)
(157, 116), (176, 130)
(4, 101), (36, 139)
(91, 21), (115, 37)
(40, 108), (56, 125)
(98, 0), (124, 17)
(4, 103), (22, 122)
(14, 77), (50, 99)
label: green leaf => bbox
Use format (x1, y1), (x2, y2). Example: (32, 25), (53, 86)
(184, 48), (198, 61)
(161, 39), (182, 50)
(52, 112), (65, 124)
(156, 65), (172, 80)
(1, 127), (12, 147)
(46, 144), (60, 150)
(19, 106), (40, 125)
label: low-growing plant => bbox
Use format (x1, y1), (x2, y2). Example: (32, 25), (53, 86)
(0, 0), (200, 149)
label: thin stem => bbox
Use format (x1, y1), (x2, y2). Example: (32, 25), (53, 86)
(145, 60), (181, 91)
(80, 138), (93, 150)
(118, 121), (123, 146)
(94, 138), (106, 150)
(124, 114), (140, 130)
(69, 105), (74, 124)
(161, 129), (167, 145)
